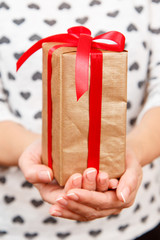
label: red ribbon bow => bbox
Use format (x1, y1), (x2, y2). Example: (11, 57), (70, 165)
(17, 26), (125, 172)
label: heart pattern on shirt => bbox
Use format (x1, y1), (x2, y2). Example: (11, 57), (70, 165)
(0, 2), (9, 9)
(107, 10), (119, 17)
(0, 36), (10, 44)
(20, 92), (31, 100)
(34, 111), (42, 119)
(24, 232), (38, 239)
(76, 17), (88, 24)
(14, 52), (24, 60)
(148, 25), (160, 34)
(0, 231), (7, 236)
(44, 19), (56, 26)
(28, 4), (40, 10)
(8, 72), (15, 80)
(135, 6), (143, 13)
(141, 216), (148, 223)
(4, 195), (15, 204)
(56, 232), (71, 239)
(43, 217), (57, 224)
(0, 176), (6, 184)
(152, 0), (160, 3)
(129, 62), (139, 71)
(58, 2), (71, 10)
(32, 71), (42, 81)
(31, 199), (44, 208)
(12, 216), (25, 224)
(29, 34), (42, 41)
(89, 0), (101, 6)
(13, 18), (25, 25)
(127, 23), (138, 32)
(118, 224), (129, 232)
(89, 230), (102, 237)
(21, 181), (33, 188)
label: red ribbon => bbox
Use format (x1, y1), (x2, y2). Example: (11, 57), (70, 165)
(16, 26), (125, 173)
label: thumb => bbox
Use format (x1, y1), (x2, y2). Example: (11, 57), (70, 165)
(21, 162), (53, 184)
(116, 165), (141, 203)
(116, 169), (136, 203)
(19, 140), (53, 184)
(116, 147), (143, 203)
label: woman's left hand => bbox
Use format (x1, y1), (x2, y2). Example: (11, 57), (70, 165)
(49, 147), (143, 221)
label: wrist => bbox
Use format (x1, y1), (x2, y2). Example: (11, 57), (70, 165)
(0, 121), (41, 166)
(126, 128), (144, 167)
(18, 129), (41, 162)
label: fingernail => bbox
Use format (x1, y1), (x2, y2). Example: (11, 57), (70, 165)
(111, 186), (117, 190)
(56, 197), (68, 206)
(86, 169), (97, 181)
(109, 179), (118, 189)
(72, 175), (81, 186)
(50, 210), (62, 217)
(67, 192), (79, 201)
(99, 172), (108, 185)
(38, 171), (51, 181)
(121, 187), (130, 203)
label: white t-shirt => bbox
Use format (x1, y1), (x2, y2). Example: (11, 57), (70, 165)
(0, 0), (160, 239)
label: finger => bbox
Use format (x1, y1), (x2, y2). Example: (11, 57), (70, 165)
(56, 197), (98, 220)
(66, 189), (123, 210)
(55, 197), (121, 220)
(82, 168), (97, 191)
(34, 180), (64, 204)
(49, 204), (87, 221)
(64, 173), (82, 193)
(20, 160), (53, 184)
(116, 164), (142, 203)
(108, 178), (119, 190)
(19, 141), (53, 184)
(96, 172), (109, 192)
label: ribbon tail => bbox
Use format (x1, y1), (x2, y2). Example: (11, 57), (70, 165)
(75, 34), (92, 101)
(87, 49), (103, 172)
(16, 34), (76, 71)
(16, 39), (43, 71)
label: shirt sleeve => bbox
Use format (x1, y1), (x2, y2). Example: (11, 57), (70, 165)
(0, 69), (22, 124)
(137, 1), (160, 122)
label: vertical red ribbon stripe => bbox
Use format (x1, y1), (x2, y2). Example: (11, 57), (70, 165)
(87, 50), (103, 172)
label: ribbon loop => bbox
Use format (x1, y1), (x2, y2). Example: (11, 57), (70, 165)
(67, 26), (91, 38)
(92, 31), (125, 51)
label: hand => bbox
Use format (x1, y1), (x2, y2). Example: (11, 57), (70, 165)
(18, 139), (83, 204)
(50, 147), (143, 221)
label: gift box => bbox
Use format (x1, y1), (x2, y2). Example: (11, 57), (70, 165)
(17, 27), (128, 186)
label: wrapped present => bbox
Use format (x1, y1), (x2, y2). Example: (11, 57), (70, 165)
(17, 26), (128, 186)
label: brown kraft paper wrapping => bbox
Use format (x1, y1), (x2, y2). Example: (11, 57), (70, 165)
(42, 42), (128, 186)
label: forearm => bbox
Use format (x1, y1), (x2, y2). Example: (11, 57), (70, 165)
(127, 107), (160, 167)
(0, 121), (40, 166)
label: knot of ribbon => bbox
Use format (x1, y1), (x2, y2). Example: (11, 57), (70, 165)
(17, 26), (125, 100)
(17, 26), (125, 173)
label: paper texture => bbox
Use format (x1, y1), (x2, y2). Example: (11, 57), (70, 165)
(42, 42), (128, 186)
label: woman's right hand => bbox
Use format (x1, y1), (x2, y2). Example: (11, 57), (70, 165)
(18, 139), (83, 204)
